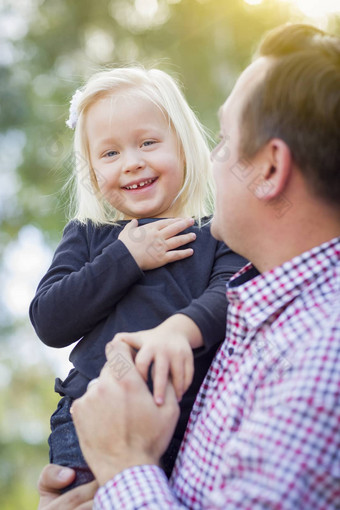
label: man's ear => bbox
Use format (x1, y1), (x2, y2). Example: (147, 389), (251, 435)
(253, 139), (292, 200)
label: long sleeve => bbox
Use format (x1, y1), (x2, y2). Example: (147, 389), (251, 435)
(29, 221), (143, 348)
(94, 466), (186, 510)
(178, 241), (247, 350)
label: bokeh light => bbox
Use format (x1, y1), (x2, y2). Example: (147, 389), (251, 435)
(244, 0), (340, 18)
(289, 0), (340, 17)
(244, 0), (263, 5)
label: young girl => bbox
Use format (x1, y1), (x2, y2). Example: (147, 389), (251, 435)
(29, 67), (245, 490)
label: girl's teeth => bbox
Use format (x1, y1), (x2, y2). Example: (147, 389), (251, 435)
(126, 179), (153, 190)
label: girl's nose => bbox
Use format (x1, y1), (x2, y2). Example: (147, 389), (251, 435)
(122, 149), (145, 173)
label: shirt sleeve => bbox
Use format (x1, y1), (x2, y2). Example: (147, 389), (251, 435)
(179, 240), (247, 350)
(29, 221), (143, 348)
(94, 466), (186, 510)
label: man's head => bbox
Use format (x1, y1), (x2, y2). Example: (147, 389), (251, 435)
(240, 24), (340, 205)
(211, 24), (340, 268)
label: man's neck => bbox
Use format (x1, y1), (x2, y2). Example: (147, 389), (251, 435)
(249, 208), (340, 274)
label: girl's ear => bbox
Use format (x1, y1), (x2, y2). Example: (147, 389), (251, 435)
(252, 139), (293, 201)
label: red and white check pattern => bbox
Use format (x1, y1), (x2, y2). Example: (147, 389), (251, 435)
(95, 237), (340, 509)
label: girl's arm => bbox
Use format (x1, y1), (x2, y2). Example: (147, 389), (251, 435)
(30, 218), (197, 349)
(177, 239), (247, 350)
(29, 221), (144, 348)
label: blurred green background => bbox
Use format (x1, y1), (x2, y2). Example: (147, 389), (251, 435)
(0, 0), (339, 507)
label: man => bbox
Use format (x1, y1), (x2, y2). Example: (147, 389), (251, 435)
(38, 23), (340, 509)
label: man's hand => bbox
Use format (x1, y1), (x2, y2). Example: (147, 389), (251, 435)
(71, 341), (180, 487)
(118, 217), (196, 270)
(37, 464), (98, 510)
(112, 314), (203, 405)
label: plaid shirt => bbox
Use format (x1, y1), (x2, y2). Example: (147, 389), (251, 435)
(95, 237), (340, 510)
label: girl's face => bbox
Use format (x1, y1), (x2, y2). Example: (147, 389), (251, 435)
(85, 93), (185, 219)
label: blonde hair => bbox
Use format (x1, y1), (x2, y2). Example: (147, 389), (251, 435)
(67, 67), (214, 225)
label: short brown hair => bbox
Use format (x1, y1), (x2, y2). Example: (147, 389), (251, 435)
(239, 24), (340, 206)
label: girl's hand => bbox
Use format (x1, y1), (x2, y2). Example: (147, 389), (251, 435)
(111, 315), (203, 405)
(118, 217), (196, 271)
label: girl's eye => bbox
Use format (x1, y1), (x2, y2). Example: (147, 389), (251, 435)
(105, 150), (118, 157)
(142, 140), (156, 147)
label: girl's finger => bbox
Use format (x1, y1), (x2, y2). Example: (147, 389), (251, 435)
(163, 248), (194, 264)
(135, 347), (154, 382)
(123, 218), (138, 231)
(183, 352), (194, 393)
(165, 232), (196, 251)
(154, 217), (182, 228)
(170, 356), (185, 402)
(114, 332), (142, 350)
(153, 355), (170, 406)
(159, 217), (195, 238)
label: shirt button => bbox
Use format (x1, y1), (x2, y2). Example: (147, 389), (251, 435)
(228, 347), (234, 355)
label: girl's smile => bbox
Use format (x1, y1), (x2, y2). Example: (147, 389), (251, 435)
(122, 176), (158, 191)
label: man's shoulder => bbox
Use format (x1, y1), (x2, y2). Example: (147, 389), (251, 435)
(269, 274), (340, 377)
(267, 265), (340, 362)
(260, 284), (340, 409)
(299, 261), (340, 327)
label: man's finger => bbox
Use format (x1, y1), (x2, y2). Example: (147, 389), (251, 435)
(105, 336), (135, 364)
(39, 480), (98, 510)
(38, 464), (96, 510)
(101, 344), (144, 392)
(38, 464), (76, 496)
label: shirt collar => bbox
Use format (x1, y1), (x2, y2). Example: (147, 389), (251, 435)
(227, 236), (340, 330)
